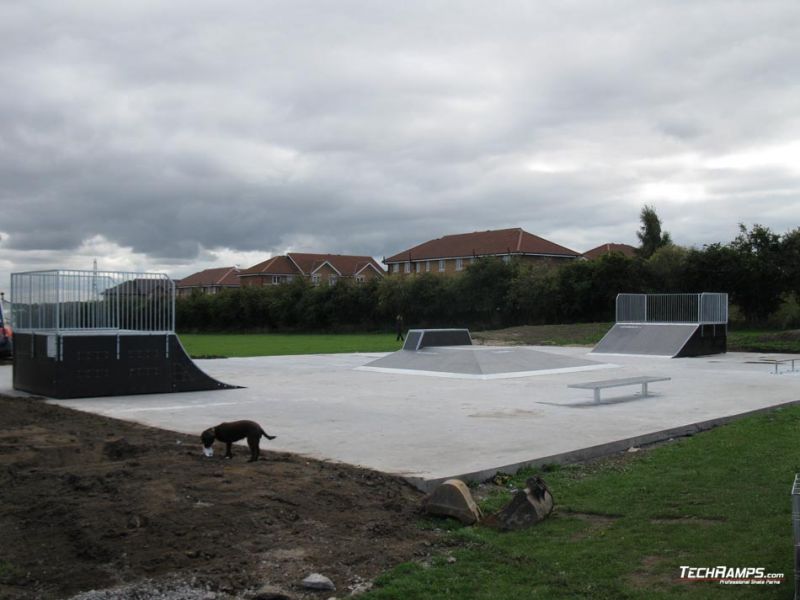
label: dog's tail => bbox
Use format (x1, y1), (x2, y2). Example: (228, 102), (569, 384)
(260, 427), (277, 441)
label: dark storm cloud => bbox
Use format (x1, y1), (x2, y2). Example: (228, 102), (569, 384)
(1, 0), (799, 286)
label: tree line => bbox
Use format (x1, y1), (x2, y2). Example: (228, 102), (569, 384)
(177, 218), (800, 333)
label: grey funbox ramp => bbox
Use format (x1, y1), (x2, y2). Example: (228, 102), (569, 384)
(363, 329), (614, 379)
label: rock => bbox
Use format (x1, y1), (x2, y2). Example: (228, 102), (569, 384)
(302, 573), (336, 591)
(446, 556), (457, 564)
(251, 583), (294, 600)
(423, 479), (482, 525)
(485, 476), (554, 531)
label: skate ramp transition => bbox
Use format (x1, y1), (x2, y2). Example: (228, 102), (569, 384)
(362, 328), (615, 379)
(591, 293), (728, 358)
(13, 332), (238, 399)
(10, 269), (239, 399)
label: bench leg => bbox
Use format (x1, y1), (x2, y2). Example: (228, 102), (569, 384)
(594, 389), (601, 403)
(641, 382), (649, 397)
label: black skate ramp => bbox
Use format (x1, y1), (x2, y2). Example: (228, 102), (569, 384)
(13, 331), (239, 399)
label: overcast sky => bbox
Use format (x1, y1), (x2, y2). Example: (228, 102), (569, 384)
(1, 0), (799, 291)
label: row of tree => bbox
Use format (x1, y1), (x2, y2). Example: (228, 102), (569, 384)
(176, 219), (800, 332)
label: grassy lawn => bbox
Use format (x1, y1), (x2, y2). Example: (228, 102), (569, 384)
(178, 332), (401, 358)
(178, 325), (800, 358)
(367, 405), (799, 599)
(728, 329), (800, 354)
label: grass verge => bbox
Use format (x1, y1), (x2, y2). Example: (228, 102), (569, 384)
(367, 405), (800, 599)
(728, 329), (800, 354)
(178, 332), (401, 358)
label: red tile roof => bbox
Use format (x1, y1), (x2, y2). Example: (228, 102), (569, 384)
(385, 228), (580, 263)
(177, 267), (240, 288)
(241, 253), (385, 277)
(583, 243), (637, 260)
(240, 255), (298, 276)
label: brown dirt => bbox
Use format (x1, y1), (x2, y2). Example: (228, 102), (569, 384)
(470, 323), (610, 347)
(0, 394), (442, 599)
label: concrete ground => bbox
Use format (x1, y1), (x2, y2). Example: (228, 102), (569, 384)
(2, 346), (798, 491)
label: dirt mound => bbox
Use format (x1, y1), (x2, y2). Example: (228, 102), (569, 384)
(0, 394), (440, 599)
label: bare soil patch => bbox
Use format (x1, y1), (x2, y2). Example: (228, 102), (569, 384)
(0, 394), (440, 599)
(470, 323), (610, 347)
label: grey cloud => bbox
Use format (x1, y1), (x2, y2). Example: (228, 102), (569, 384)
(1, 0), (799, 283)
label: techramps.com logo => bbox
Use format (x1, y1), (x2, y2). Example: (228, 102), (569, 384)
(679, 566), (784, 585)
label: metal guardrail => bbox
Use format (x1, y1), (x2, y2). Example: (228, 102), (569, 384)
(10, 270), (175, 333)
(616, 293), (728, 325)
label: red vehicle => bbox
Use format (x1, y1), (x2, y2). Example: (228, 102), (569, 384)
(0, 301), (12, 358)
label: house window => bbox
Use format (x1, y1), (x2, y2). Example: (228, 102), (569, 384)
(312, 274), (320, 286)
(356, 275), (365, 284)
(456, 258), (463, 271)
(392, 263), (399, 273)
(425, 260), (431, 272)
(502, 255), (510, 264)
(470, 257), (476, 264)
(329, 275), (338, 286)
(404, 262), (411, 273)
(439, 259), (445, 272)
(415, 262), (421, 273)
(272, 275), (281, 285)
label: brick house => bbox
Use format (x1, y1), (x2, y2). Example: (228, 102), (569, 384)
(384, 227), (580, 276)
(583, 243), (637, 260)
(176, 266), (241, 297)
(239, 253), (385, 287)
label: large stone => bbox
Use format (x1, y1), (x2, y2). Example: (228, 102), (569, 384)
(302, 573), (336, 591)
(486, 476), (554, 531)
(423, 479), (482, 524)
(252, 583), (294, 600)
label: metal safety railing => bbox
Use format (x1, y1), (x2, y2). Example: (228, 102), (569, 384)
(616, 293), (728, 325)
(10, 270), (175, 333)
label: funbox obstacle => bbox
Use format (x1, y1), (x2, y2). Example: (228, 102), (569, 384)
(361, 328), (614, 380)
(11, 269), (238, 399)
(591, 293), (728, 358)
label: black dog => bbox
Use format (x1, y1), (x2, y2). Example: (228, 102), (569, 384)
(201, 420), (276, 462)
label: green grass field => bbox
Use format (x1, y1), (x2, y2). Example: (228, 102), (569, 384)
(367, 405), (800, 599)
(179, 332), (401, 358)
(179, 325), (800, 358)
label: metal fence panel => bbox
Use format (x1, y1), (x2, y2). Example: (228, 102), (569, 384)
(11, 270), (175, 333)
(616, 293), (728, 324)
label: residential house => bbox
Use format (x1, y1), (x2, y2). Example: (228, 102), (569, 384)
(240, 253), (385, 287)
(583, 243), (637, 260)
(176, 266), (241, 297)
(103, 277), (176, 299)
(384, 227), (580, 275)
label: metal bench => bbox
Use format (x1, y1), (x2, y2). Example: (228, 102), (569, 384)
(760, 356), (799, 375)
(568, 376), (671, 403)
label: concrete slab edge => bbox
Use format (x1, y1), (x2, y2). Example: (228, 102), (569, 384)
(401, 398), (800, 493)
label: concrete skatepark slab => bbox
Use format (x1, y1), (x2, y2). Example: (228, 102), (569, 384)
(2, 346), (799, 491)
